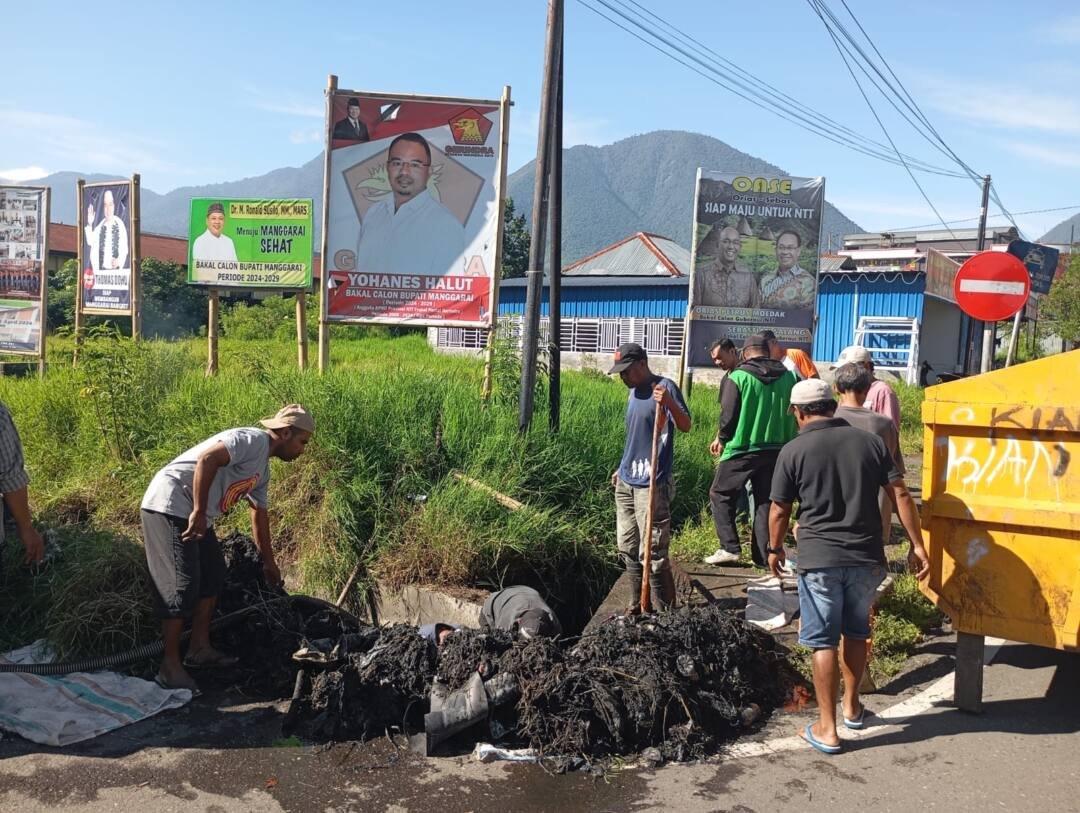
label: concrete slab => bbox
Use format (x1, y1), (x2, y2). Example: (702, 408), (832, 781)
(374, 583), (485, 629)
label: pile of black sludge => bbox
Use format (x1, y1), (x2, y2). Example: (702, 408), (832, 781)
(211, 537), (794, 763)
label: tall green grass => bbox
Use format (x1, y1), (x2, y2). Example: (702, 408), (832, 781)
(0, 334), (721, 653)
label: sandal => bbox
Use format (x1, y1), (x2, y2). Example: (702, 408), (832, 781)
(801, 723), (842, 755)
(154, 672), (201, 698)
(183, 648), (239, 669)
(843, 704), (869, 730)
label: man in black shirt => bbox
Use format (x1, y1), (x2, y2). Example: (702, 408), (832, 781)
(768, 379), (929, 754)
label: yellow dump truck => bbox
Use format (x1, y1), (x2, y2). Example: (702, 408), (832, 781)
(919, 350), (1079, 711)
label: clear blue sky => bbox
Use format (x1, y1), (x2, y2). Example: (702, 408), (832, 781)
(2, 0), (1078, 239)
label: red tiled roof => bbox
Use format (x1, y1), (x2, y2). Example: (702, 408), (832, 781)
(48, 222), (189, 266)
(48, 222), (323, 279)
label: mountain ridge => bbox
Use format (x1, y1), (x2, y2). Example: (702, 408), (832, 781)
(5, 130), (864, 262)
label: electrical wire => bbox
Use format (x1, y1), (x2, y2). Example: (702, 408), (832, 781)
(573, 0), (966, 177)
(890, 204), (1080, 232)
(611, 0), (962, 177)
(820, 0), (1029, 237)
(806, 0), (958, 238)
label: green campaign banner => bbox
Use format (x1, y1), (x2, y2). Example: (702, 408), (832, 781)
(188, 198), (313, 288)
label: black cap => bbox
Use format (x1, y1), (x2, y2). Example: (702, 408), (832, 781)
(742, 332), (770, 352)
(607, 342), (647, 374)
(517, 609), (558, 640)
(207, 202), (225, 216)
(347, 97), (360, 107)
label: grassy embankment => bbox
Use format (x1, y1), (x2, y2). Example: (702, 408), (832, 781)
(0, 335), (938, 679)
(0, 333), (722, 656)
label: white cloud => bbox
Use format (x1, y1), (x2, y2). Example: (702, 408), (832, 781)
(0, 165), (48, 182)
(1002, 141), (1080, 168)
(1039, 14), (1080, 44)
(0, 108), (180, 174)
(289, 128), (323, 144)
(920, 78), (1080, 134)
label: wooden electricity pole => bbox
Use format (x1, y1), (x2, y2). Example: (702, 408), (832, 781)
(518, 0), (563, 433)
(547, 27), (564, 433)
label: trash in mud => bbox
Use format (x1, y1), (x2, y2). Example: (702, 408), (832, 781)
(211, 535), (798, 764)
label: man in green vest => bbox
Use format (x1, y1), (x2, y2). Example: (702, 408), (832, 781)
(704, 332), (798, 567)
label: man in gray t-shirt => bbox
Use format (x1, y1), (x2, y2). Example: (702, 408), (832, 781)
(141, 404), (314, 695)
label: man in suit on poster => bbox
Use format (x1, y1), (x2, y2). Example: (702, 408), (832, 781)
(333, 97), (370, 142)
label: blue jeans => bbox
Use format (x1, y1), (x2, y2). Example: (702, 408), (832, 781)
(797, 565), (886, 649)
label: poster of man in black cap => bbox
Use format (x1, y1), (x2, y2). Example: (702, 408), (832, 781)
(684, 171), (824, 368)
(191, 202), (238, 263)
(332, 97), (369, 142)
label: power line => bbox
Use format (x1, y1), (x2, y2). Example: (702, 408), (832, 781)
(572, 0), (967, 177)
(807, 0), (958, 237)
(821, 0), (1028, 238)
(613, 0), (962, 177)
(890, 204), (1080, 232)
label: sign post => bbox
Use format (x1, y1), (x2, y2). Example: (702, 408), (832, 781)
(954, 251), (1031, 372)
(1004, 240), (1060, 366)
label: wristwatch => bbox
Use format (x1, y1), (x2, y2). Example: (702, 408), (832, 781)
(767, 547), (785, 555)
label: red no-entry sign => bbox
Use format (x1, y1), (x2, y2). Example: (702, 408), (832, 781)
(953, 251), (1030, 321)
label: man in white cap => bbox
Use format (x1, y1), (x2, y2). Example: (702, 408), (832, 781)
(140, 404), (314, 694)
(768, 379), (928, 755)
(837, 345), (901, 545)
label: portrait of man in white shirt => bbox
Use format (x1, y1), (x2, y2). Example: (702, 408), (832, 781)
(355, 132), (464, 277)
(84, 189), (129, 273)
(192, 202), (239, 263)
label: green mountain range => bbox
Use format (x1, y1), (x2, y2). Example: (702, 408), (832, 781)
(507, 130), (863, 262)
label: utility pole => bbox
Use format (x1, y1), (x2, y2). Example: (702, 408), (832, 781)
(519, 0), (563, 433)
(547, 30), (564, 433)
(977, 175), (994, 374)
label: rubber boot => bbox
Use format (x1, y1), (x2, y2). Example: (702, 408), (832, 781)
(626, 564), (645, 613)
(422, 672), (489, 754)
(649, 572), (671, 612)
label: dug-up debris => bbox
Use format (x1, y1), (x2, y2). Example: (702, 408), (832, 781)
(211, 535), (795, 768)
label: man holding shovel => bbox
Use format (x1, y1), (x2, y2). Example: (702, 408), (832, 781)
(608, 343), (692, 612)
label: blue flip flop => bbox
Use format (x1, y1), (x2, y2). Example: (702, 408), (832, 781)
(843, 705), (869, 730)
(802, 723), (842, 755)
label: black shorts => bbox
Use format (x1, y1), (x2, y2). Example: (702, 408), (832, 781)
(141, 509), (226, 619)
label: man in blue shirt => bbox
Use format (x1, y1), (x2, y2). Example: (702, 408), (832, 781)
(608, 343), (692, 611)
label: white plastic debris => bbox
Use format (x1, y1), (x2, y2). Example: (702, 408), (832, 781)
(472, 743), (539, 763)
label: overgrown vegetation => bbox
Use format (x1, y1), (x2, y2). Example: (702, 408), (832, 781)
(0, 333), (720, 654)
(1042, 253), (1080, 346)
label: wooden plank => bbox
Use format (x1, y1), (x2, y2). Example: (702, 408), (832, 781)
(206, 289), (219, 377)
(450, 470), (524, 512)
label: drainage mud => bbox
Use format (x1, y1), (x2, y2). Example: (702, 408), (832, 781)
(210, 535), (798, 767)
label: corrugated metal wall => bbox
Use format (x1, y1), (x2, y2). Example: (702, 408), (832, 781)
(813, 272), (925, 363)
(498, 283), (688, 318)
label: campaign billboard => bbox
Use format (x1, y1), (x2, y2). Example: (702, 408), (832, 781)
(684, 171), (825, 367)
(188, 198), (313, 288)
(322, 91), (503, 326)
(0, 186), (46, 354)
(80, 180), (135, 313)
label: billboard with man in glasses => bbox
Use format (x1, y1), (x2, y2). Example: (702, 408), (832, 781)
(322, 90), (505, 326)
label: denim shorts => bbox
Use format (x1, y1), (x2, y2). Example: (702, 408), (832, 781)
(797, 565), (886, 649)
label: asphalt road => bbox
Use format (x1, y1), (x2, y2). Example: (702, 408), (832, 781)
(1, 639), (1076, 812)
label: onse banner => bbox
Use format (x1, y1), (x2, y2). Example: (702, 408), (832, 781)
(685, 171), (824, 367)
(188, 198), (313, 289)
(0, 186), (46, 354)
(322, 90), (504, 326)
